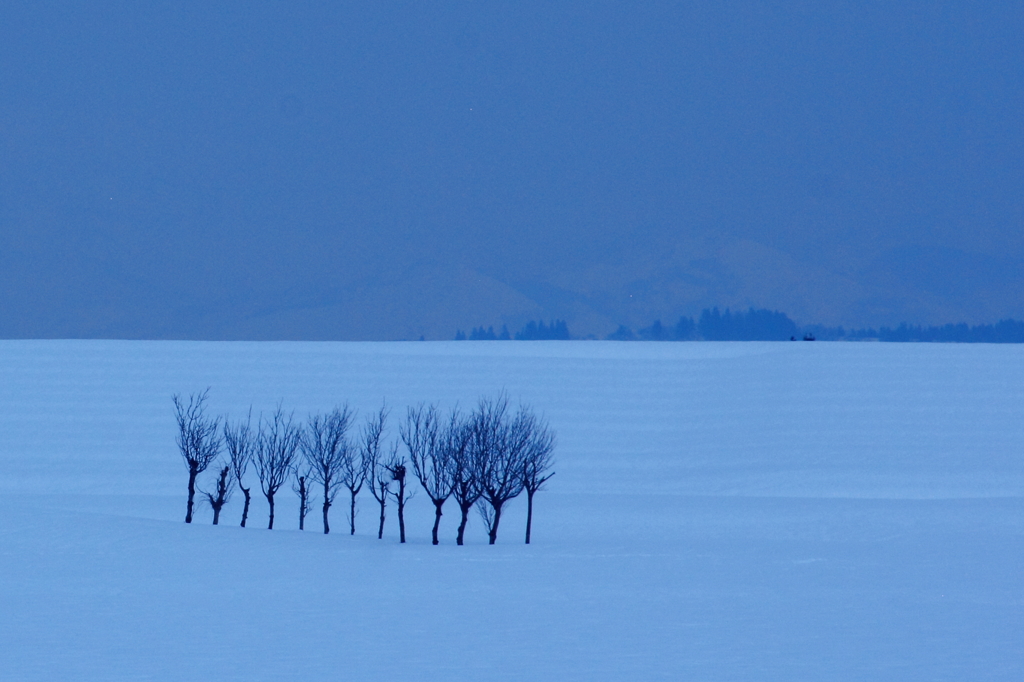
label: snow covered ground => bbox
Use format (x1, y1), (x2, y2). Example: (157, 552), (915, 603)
(0, 340), (1021, 681)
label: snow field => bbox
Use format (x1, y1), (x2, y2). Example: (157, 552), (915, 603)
(0, 340), (1021, 680)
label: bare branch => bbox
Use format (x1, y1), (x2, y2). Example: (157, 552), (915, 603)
(200, 464), (234, 525)
(384, 445), (411, 543)
(253, 404), (301, 530)
(362, 406), (391, 539)
(404, 403), (457, 544)
(449, 409), (479, 545)
(472, 394), (533, 544)
(173, 389), (222, 524)
(520, 409), (556, 544)
(301, 406), (353, 534)
(291, 464), (316, 531)
(224, 408), (254, 527)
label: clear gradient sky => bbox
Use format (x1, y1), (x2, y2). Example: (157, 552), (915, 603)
(1, 2), (1021, 339)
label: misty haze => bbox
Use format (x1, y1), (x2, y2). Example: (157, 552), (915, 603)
(1, 3), (1021, 339)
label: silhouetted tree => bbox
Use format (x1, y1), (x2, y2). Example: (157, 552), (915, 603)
(173, 390), (222, 524)
(451, 413), (482, 546)
(301, 407), (353, 534)
(202, 464), (233, 525)
(472, 395), (527, 544)
(405, 404), (464, 545)
(364, 412), (391, 539)
(254, 406), (301, 530)
(224, 410), (255, 527)
(521, 414), (555, 544)
(345, 407), (383, 535)
(385, 450), (412, 543)
(292, 467), (314, 530)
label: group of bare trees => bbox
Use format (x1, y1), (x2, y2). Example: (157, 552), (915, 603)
(173, 391), (555, 544)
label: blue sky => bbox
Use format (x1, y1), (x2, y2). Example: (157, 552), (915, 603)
(1, 2), (1021, 339)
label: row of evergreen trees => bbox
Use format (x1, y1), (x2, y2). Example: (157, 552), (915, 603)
(458, 309), (797, 342)
(457, 309), (1024, 343)
(455, 319), (572, 341)
(609, 308), (799, 342)
(811, 319), (1024, 343)
(174, 391), (555, 545)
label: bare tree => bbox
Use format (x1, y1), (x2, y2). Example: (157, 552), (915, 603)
(202, 464), (233, 525)
(451, 413), (481, 546)
(403, 404), (457, 545)
(473, 396), (528, 545)
(384, 447), (412, 543)
(520, 412), (555, 544)
(224, 409), (255, 527)
(301, 407), (353, 534)
(366, 442), (391, 540)
(253, 405), (301, 530)
(352, 406), (386, 535)
(340, 443), (368, 536)
(173, 390), (222, 524)
(292, 466), (315, 530)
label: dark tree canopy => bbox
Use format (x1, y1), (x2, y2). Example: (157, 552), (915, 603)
(697, 307), (798, 341)
(514, 320), (571, 341)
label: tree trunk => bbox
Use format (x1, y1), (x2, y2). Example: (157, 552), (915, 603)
(377, 498), (386, 539)
(488, 503), (502, 545)
(431, 499), (444, 545)
(298, 477), (307, 531)
(349, 489), (357, 535)
(213, 467), (229, 526)
(397, 479), (406, 543)
(240, 487), (251, 527)
(323, 497), (331, 535)
(525, 488), (535, 544)
(456, 503), (470, 545)
(185, 466), (198, 523)
(267, 492), (275, 530)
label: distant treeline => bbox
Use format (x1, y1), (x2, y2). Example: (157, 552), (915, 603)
(456, 320), (571, 341)
(811, 319), (1024, 343)
(458, 310), (797, 342)
(609, 307), (798, 342)
(456, 310), (1024, 343)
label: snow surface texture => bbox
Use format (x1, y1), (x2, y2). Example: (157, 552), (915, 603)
(0, 340), (1021, 681)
